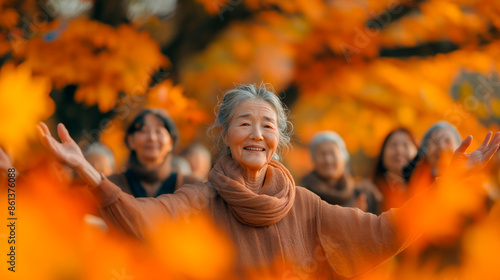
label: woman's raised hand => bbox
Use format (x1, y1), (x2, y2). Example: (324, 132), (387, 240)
(450, 131), (500, 174)
(37, 122), (86, 169)
(37, 122), (104, 186)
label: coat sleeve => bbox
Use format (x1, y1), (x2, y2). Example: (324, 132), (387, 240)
(317, 197), (421, 278)
(89, 178), (214, 239)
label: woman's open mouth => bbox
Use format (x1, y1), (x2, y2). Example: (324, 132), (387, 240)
(244, 147), (265, 151)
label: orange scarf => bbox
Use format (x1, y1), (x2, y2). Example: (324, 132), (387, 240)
(209, 155), (296, 227)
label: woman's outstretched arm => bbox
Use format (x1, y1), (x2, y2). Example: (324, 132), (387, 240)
(37, 122), (212, 239)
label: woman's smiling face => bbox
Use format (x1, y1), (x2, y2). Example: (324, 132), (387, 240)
(383, 131), (417, 175)
(224, 99), (279, 173)
(312, 141), (345, 181)
(127, 114), (173, 166)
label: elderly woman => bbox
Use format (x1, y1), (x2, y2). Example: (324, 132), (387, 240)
(181, 143), (212, 181)
(107, 109), (199, 197)
(373, 128), (418, 210)
(37, 84), (500, 278)
(403, 121), (461, 183)
(83, 142), (115, 177)
(301, 131), (382, 214)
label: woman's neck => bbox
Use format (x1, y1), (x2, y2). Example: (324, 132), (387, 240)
(128, 153), (172, 183)
(325, 176), (341, 187)
(385, 170), (405, 185)
(315, 171), (342, 188)
(138, 158), (163, 169)
(241, 166), (267, 193)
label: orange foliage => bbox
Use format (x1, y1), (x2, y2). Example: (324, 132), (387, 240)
(0, 158), (234, 280)
(180, 11), (307, 110)
(146, 215), (235, 280)
(379, 1), (489, 47)
(0, 33), (11, 57)
(0, 63), (54, 158)
(99, 118), (129, 171)
(185, 1), (500, 178)
(195, 0), (229, 15)
(146, 80), (210, 147)
(461, 213), (500, 280)
(0, 0), (19, 29)
(398, 173), (487, 242)
(3, 1), (500, 278)
(0, 0), (18, 56)
(23, 18), (168, 112)
(291, 44), (500, 160)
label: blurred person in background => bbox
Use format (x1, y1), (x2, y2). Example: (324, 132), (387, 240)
(181, 143), (212, 181)
(171, 155), (193, 177)
(107, 109), (199, 198)
(373, 128), (418, 211)
(83, 142), (115, 177)
(399, 121), (496, 273)
(300, 131), (383, 214)
(403, 121), (461, 185)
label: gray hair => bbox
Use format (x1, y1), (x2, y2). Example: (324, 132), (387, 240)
(182, 143), (211, 161)
(171, 156), (193, 176)
(309, 131), (350, 162)
(210, 83), (293, 161)
(420, 121), (462, 156)
(83, 142), (115, 170)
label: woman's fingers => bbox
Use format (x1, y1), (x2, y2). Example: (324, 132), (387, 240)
(482, 132), (500, 161)
(37, 124), (50, 147)
(478, 131), (493, 150)
(57, 123), (74, 144)
(488, 132), (500, 150)
(45, 135), (60, 153)
(455, 135), (473, 155)
(37, 122), (62, 153)
(482, 143), (500, 164)
(39, 122), (51, 136)
(36, 124), (44, 137)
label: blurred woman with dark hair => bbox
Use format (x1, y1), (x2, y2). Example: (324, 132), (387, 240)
(108, 109), (199, 197)
(373, 128), (418, 210)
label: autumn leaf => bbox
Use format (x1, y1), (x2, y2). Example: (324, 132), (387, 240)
(0, 63), (54, 158)
(146, 80), (210, 147)
(23, 18), (169, 112)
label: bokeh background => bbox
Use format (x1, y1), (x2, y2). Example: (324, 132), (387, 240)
(1, 0), (500, 279)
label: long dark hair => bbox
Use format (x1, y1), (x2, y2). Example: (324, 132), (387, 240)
(372, 128), (418, 190)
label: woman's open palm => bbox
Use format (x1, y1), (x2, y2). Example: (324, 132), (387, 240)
(451, 131), (500, 173)
(37, 122), (85, 169)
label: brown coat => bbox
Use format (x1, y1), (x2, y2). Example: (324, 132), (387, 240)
(90, 155), (419, 279)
